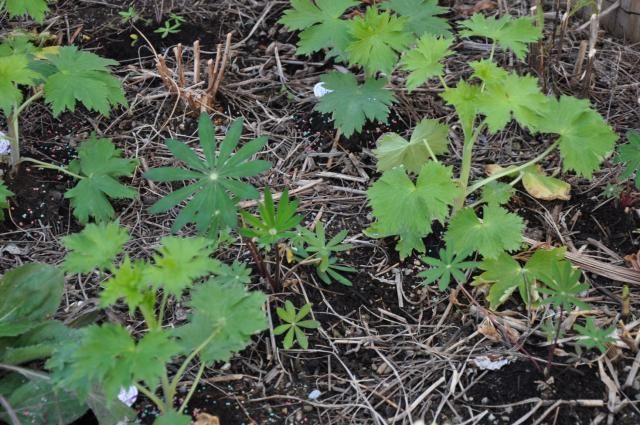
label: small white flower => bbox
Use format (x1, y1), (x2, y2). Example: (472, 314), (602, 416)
(313, 82), (333, 98)
(117, 386), (138, 407)
(0, 131), (10, 155)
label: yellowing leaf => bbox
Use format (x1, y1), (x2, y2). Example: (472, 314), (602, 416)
(521, 165), (570, 201)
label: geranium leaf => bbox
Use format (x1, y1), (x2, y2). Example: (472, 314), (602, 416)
(0, 53), (41, 114)
(367, 162), (460, 258)
(459, 14), (542, 59)
(399, 35), (453, 91)
(315, 71), (395, 137)
(445, 205), (524, 259)
(614, 130), (640, 188)
(373, 118), (449, 173)
(383, 0), (451, 37)
(4, 0), (49, 21)
(538, 96), (618, 178)
(346, 7), (413, 76)
(65, 135), (138, 224)
(62, 222), (129, 273)
(521, 165), (571, 201)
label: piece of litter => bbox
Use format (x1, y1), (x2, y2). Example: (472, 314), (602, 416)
(117, 385), (138, 407)
(308, 389), (321, 400)
(473, 356), (510, 371)
(0, 131), (10, 155)
(313, 82), (333, 98)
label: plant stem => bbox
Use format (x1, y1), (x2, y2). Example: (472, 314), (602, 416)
(20, 157), (84, 180)
(136, 383), (168, 413)
(178, 361), (206, 412)
(422, 140), (439, 163)
(245, 237), (276, 292)
(545, 305), (564, 376)
(166, 329), (218, 405)
(466, 139), (560, 196)
(6, 91), (45, 171)
(273, 244), (281, 289)
(157, 292), (169, 326)
(454, 121), (487, 211)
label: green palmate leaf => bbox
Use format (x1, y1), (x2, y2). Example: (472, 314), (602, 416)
(440, 80), (481, 137)
(145, 236), (219, 296)
(4, 0), (49, 21)
(100, 257), (148, 313)
(538, 96), (617, 178)
(470, 60), (548, 133)
(477, 248), (565, 309)
(521, 165), (571, 201)
(382, 0), (451, 37)
(315, 71), (395, 137)
(346, 8), (413, 76)
(0, 181), (13, 220)
(145, 113), (271, 235)
(275, 301), (319, 349)
(0, 53), (41, 115)
(59, 325), (181, 401)
(44, 46), (126, 116)
(175, 280), (266, 365)
(154, 411), (192, 425)
(614, 130), (640, 188)
(62, 222), (129, 273)
(481, 181), (514, 206)
(575, 318), (616, 353)
(459, 14), (542, 59)
(538, 260), (590, 310)
(399, 35), (453, 91)
(240, 188), (302, 247)
(367, 162), (460, 258)
(418, 247), (478, 290)
(278, 0), (357, 61)
(373, 118), (449, 173)
(66, 136), (138, 224)
(0, 263), (64, 337)
(295, 223), (355, 285)
(445, 205), (524, 259)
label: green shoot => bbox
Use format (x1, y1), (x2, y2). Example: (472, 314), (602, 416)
(574, 318), (616, 353)
(294, 223), (356, 286)
(0, 181), (13, 220)
(537, 261), (590, 311)
(240, 189), (302, 247)
(274, 301), (320, 349)
(418, 247), (477, 290)
(154, 14), (185, 38)
(119, 6), (140, 24)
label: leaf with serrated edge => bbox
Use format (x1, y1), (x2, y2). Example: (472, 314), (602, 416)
(614, 130), (640, 188)
(373, 119), (449, 173)
(383, 0), (451, 37)
(538, 96), (617, 178)
(459, 14), (541, 59)
(315, 71), (395, 137)
(445, 205), (523, 259)
(400, 35), (453, 91)
(367, 163), (460, 258)
(63, 222), (129, 273)
(346, 8), (413, 76)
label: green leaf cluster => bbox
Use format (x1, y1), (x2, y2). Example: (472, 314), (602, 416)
(0, 181), (13, 220)
(274, 301), (320, 349)
(240, 188), (302, 247)
(2, 0), (49, 21)
(418, 247), (477, 290)
(145, 113), (271, 235)
(459, 14), (542, 59)
(294, 223), (356, 285)
(614, 130), (640, 188)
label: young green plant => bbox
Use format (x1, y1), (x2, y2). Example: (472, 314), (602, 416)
(274, 301), (320, 349)
(50, 222), (267, 424)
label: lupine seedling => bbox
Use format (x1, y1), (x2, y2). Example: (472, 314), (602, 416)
(575, 318), (616, 353)
(294, 223), (355, 286)
(145, 113), (271, 236)
(241, 189), (302, 289)
(50, 223), (267, 424)
(274, 301), (320, 349)
(118, 6), (139, 24)
(154, 14), (185, 38)
(0, 34), (126, 169)
(419, 247), (478, 291)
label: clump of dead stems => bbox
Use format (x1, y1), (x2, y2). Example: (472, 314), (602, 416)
(156, 32), (233, 113)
